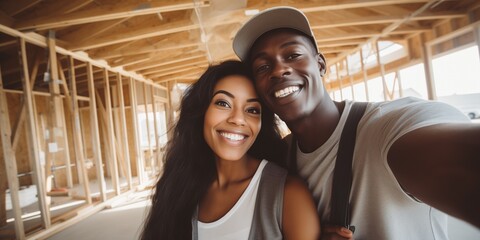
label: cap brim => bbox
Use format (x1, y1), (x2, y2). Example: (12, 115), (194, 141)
(233, 6), (315, 61)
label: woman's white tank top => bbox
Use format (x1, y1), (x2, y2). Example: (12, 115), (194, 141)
(197, 160), (267, 240)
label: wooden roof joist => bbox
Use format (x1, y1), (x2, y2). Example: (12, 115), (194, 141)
(124, 52), (206, 72)
(68, 19), (200, 51)
(315, 26), (429, 43)
(140, 57), (208, 76)
(0, 24), (162, 87)
(0, 0), (42, 17)
(252, 0), (431, 13)
(309, 11), (466, 29)
(91, 37), (199, 59)
(14, 0), (210, 31)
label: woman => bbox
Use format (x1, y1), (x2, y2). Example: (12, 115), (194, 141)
(140, 60), (320, 240)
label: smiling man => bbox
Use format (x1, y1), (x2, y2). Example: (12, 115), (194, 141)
(233, 6), (480, 240)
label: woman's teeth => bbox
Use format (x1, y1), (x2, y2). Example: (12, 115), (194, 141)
(220, 132), (245, 141)
(275, 86), (299, 98)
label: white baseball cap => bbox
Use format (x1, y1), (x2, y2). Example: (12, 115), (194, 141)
(233, 6), (318, 61)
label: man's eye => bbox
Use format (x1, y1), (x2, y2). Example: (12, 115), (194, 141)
(214, 100), (230, 108)
(255, 64), (270, 74)
(287, 53), (300, 60)
(246, 107), (261, 115)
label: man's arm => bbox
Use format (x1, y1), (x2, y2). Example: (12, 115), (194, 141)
(388, 123), (480, 228)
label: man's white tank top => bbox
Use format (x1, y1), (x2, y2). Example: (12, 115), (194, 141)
(197, 160), (267, 240)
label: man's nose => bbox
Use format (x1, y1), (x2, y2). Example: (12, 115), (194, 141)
(270, 61), (291, 80)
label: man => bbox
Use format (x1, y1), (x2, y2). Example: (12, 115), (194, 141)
(233, 6), (480, 240)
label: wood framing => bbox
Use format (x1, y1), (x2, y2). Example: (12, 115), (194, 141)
(116, 74), (133, 189)
(68, 56), (92, 204)
(0, 66), (26, 239)
(103, 69), (120, 195)
(129, 78), (145, 185)
(0, 1), (479, 239)
(86, 62), (107, 202)
(19, 38), (51, 228)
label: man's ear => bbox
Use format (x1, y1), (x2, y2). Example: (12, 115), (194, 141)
(316, 53), (327, 76)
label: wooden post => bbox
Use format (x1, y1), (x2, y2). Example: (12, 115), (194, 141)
(142, 83), (154, 175)
(374, 41), (388, 101)
(56, 60), (74, 188)
(103, 69), (120, 195)
(359, 48), (370, 101)
(19, 38), (51, 227)
(68, 56), (92, 204)
(334, 63), (343, 100)
(129, 78), (145, 185)
(94, 93), (112, 178)
(46, 31), (74, 190)
(165, 82), (174, 141)
(397, 70), (404, 98)
(111, 85), (127, 179)
(87, 62), (107, 202)
(422, 34), (437, 100)
(116, 74), (133, 189)
(11, 54), (40, 152)
(344, 57), (355, 100)
(0, 66), (26, 239)
(150, 86), (161, 172)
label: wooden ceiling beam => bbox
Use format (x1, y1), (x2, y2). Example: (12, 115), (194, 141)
(310, 11), (466, 29)
(110, 46), (200, 68)
(327, 0), (440, 66)
(91, 38), (199, 59)
(0, 10), (14, 27)
(317, 39), (368, 48)
(320, 46), (358, 54)
(68, 19), (199, 51)
(0, 0), (42, 17)
(154, 69), (205, 83)
(144, 63), (207, 78)
(315, 26), (429, 42)
(125, 52), (206, 72)
(140, 57), (207, 75)
(252, 0), (430, 13)
(14, 0), (210, 31)
(61, 18), (129, 43)
(147, 65), (207, 79)
(33, 0), (95, 17)
(110, 54), (153, 68)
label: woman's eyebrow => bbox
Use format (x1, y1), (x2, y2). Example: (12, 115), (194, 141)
(213, 90), (260, 103)
(213, 90), (234, 98)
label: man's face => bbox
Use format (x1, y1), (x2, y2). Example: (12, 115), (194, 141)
(249, 29), (326, 123)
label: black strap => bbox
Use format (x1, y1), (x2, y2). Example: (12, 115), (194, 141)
(329, 102), (368, 232)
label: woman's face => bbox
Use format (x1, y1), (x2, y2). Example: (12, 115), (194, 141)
(203, 75), (262, 162)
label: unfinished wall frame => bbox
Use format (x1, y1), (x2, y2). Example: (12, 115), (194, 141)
(0, 25), (167, 240)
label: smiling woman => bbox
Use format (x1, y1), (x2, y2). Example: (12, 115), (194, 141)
(140, 60), (321, 240)
(203, 75), (262, 162)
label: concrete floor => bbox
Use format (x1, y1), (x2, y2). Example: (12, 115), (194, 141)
(44, 197), (479, 240)
(48, 191), (152, 240)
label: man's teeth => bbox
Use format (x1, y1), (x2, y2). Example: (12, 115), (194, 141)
(220, 132), (245, 141)
(275, 86), (299, 98)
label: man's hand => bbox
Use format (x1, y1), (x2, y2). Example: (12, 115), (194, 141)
(321, 225), (354, 240)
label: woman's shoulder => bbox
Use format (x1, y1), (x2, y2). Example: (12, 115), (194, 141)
(282, 174), (321, 239)
(283, 175), (310, 196)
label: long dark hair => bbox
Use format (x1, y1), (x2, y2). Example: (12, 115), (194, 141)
(140, 60), (287, 240)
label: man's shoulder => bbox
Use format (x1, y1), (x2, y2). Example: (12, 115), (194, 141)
(362, 96), (462, 119)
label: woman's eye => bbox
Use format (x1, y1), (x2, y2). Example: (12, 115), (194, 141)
(214, 100), (230, 108)
(246, 107), (261, 115)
